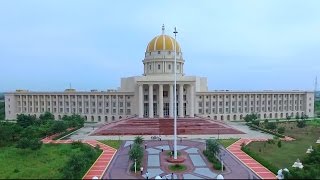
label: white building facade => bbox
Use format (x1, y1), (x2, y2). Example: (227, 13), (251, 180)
(5, 27), (315, 122)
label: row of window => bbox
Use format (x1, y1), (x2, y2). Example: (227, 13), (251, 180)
(198, 94), (305, 99)
(198, 105), (304, 114)
(17, 95), (132, 100)
(19, 107), (131, 115)
(199, 100), (303, 107)
(18, 101), (131, 107)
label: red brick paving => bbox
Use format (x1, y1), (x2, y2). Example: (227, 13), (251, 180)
(227, 139), (277, 179)
(93, 118), (244, 135)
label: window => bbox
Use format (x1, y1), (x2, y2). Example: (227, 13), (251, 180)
(119, 102), (123, 107)
(198, 102), (202, 107)
(158, 64), (160, 70)
(158, 51), (160, 54)
(113, 102), (116, 107)
(149, 65), (151, 70)
(127, 102), (131, 107)
(168, 64), (171, 69)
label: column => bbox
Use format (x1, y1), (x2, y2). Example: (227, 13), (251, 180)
(138, 84), (143, 118)
(179, 84), (184, 117)
(149, 84), (154, 118)
(169, 84), (173, 118)
(159, 84), (164, 118)
(190, 84), (194, 117)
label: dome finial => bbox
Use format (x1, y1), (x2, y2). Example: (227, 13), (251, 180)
(162, 24), (165, 35)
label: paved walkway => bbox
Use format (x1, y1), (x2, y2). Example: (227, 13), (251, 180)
(105, 140), (260, 179)
(41, 137), (117, 180)
(227, 139), (276, 179)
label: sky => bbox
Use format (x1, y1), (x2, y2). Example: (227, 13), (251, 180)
(0, 0), (319, 92)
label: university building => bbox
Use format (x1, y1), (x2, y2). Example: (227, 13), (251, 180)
(5, 26), (315, 122)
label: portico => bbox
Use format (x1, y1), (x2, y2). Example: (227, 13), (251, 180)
(138, 83), (195, 118)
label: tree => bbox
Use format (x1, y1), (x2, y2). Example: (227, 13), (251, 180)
(129, 143), (144, 162)
(62, 114), (85, 128)
(50, 121), (67, 134)
(39, 112), (54, 121)
(206, 139), (220, 156)
(286, 115), (291, 122)
(17, 114), (37, 128)
(244, 113), (258, 122)
(133, 136), (144, 145)
(295, 114), (300, 120)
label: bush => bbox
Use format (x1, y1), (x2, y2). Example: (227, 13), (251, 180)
(277, 141), (282, 148)
(277, 127), (285, 134)
(297, 120), (306, 128)
(29, 138), (42, 150)
(246, 123), (285, 138)
(16, 138), (30, 149)
(62, 143), (101, 179)
(252, 120), (260, 126)
(265, 122), (277, 130)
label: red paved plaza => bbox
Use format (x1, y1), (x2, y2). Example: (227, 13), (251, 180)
(93, 118), (244, 136)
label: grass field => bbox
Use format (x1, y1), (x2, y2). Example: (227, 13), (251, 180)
(246, 122), (320, 169)
(99, 140), (122, 149)
(0, 144), (93, 179)
(218, 138), (239, 148)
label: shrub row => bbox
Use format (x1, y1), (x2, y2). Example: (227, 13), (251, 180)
(246, 123), (285, 138)
(203, 150), (224, 171)
(53, 126), (82, 140)
(241, 145), (278, 174)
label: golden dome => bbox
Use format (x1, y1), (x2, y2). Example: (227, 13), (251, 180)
(146, 34), (181, 52)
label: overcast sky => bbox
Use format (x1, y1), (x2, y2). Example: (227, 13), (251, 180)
(0, 0), (319, 92)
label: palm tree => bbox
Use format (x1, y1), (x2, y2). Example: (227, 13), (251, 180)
(134, 136), (144, 145)
(206, 139), (220, 156)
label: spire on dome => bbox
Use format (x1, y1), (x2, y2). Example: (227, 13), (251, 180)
(162, 24), (165, 35)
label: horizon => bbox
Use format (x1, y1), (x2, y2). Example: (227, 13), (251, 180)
(0, 0), (319, 92)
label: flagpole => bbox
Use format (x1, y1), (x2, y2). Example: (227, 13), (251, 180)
(173, 27), (178, 159)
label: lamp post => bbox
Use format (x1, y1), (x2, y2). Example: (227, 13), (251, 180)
(173, 27), (178, 160)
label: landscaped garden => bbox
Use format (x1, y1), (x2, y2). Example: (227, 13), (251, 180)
(0, 112), (102, 179)
(243, 119), (320, 178)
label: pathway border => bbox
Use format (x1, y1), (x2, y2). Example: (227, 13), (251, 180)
(226, 138), (276, 179)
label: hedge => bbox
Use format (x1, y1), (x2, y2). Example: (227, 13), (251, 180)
(53, 126), (83, 140)
(246, 123), (285, 138)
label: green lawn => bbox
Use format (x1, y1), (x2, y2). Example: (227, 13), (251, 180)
(218, 138), (239, 148)
(99, 140), (122, 150)
(0, 143), (92, 179)
(246, 122), (320, 169)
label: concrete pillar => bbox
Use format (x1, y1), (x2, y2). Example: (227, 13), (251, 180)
(190, 84), (194, 117)
(159, 84), (164, 118)
(169, 84), (173, 118)
(179, 84), (184, 117)
(149, 84), (154, 118)
(138, 84), (143, 118)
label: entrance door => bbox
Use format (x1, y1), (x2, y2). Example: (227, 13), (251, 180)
(144, 103), (148, 117)
(164, 103), (169, 117)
